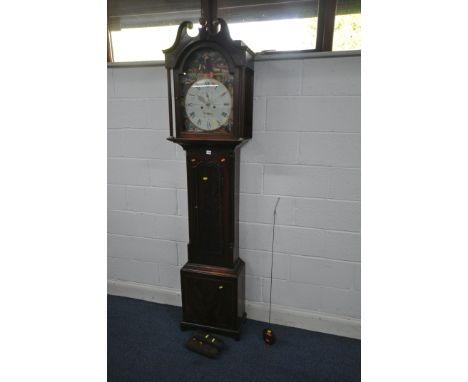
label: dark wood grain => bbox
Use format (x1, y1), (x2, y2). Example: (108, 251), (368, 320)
(185, 145), (239, 268)
(180, 260), (245, 339)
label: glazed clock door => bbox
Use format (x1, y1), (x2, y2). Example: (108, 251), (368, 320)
(178, 49), (235, 137)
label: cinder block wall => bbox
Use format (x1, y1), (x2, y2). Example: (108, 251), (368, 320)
(108, 54), (361, 336)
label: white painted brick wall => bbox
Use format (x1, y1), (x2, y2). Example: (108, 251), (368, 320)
(108, 257), (159, 285)
(254, 60), (303, 96)
(107, 55), (361, 321)
(294, 198), (360, 232)
(297, 132), (360, 167)
(239, 194), (295, 225)
(108, 158), (150, 186)
(301, 56), (361, 95)
(126, 186), (177, 215)
(266, 97), (361, 132)
(108, 130), (176, 159)
(108, 234), (178, 265)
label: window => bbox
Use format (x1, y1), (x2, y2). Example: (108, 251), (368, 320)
(217, 0), (318, 52)
(333, 0), (361, 51)
(108, 0), (360, 63)
(108, 0), (200, 62)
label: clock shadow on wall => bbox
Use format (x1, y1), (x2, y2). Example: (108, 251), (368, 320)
(164, 14), (254, 340)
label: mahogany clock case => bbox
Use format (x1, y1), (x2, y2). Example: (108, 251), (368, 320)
(164, 18), (254, 340)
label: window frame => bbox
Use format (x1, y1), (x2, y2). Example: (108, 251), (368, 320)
(107, 0), (359, 63)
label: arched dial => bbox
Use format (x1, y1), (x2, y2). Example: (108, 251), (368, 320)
(184, 78), (232, 131)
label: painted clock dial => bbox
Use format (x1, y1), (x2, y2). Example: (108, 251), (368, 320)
(180, 49), (234, 134)
(184, 78), (232, 131)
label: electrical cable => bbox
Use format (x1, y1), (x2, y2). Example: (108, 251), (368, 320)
(262, 197), (280, 345)
(268, 197), (280, 325)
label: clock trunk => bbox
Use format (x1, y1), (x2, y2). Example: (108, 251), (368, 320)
(186, 145), (239, 268)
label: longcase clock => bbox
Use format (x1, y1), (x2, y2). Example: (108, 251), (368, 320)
(163, 1), (254, 340)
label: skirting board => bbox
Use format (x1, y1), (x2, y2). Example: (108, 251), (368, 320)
(245, 301), (360, 339)
(108, 279), (360, 339)
(108, 279), (182, 307)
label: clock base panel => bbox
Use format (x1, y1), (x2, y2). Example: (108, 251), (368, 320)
(180, 260), (246, 340)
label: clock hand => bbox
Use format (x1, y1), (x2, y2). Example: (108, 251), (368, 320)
(197, 95), (208, 104)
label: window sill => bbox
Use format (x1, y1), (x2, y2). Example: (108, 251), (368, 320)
(107, 49), (360, 68)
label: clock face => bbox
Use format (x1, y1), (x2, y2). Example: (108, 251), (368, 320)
(184, 78), (232, 131)
(179, 49), (234, 134)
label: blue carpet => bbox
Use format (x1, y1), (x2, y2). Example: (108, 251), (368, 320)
(108, 295), (360, 382)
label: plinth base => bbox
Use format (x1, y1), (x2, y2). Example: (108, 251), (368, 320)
(180, 313), (247, 341)
(180, 260), (246, 340)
